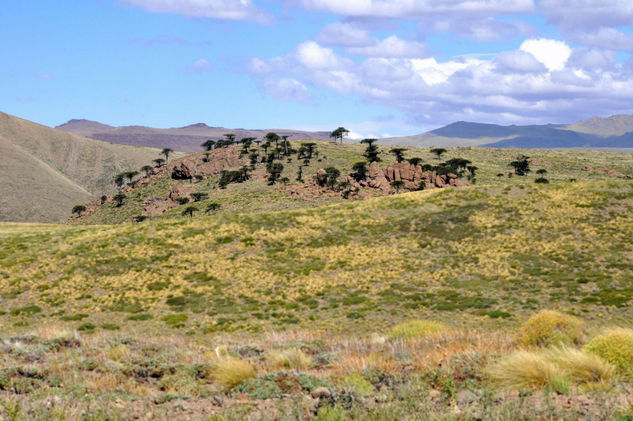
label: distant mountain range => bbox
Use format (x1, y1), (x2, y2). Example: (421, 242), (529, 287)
(56, 120), (332, 152)
(381, 114), (633, 148)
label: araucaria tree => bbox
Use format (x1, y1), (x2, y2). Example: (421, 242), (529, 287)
(390, 148), (407, 163)
(351, 162), (368, 181)
(153, 158), (165, 168)
(430, 147), (447, 159)
(182, 206), (197, 218)
(266, 162), (284, 185)
(161, 148), (174, 163)
(330, 127), (349, 144)
(113, 193), (126, 207)
(391, 180), (405, 193)
(72, 204), (86, 216)
(510, 155), (531, 176)
(201, 139), (216, 151)
(361, 138), (381, 163)
(141, 165), (153, 177)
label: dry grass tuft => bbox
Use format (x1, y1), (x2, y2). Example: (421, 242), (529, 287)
(487, 350), (560, 390)
(544, 346), (615, 384)
(518, 310), (585, 348)
(213, 357), (256, 389)
(266, 348), (312, 370)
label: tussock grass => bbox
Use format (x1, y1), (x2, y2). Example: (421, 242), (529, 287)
(489, 346), (615, 391)
(266, 348), (312, 370)
(487, 350), (560, 390)
(518, 310), (585, 348)
(585, 328), (633, 378)
(544, 346), (615, 384)
(213, 357), (256, 389)
(388, 320), (448, 341)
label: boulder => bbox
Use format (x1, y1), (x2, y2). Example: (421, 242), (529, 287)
(368, 161), (390, 189)
(168, 183), (191, 201)
(171, 163), (193, 180)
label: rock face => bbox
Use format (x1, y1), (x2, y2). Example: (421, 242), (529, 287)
(367, 161), (467, 191)
(168, 183), (192, 201)
(171, 162), (193, 180)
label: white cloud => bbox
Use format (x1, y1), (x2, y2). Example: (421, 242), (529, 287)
(494, 50), (547, 74)
(299, 0), (534, 17)
(519, 38), (571, 71)
(431, 17), (534, 41)
(295, 41), (349, 70)
(317, 23), (373, 47)
(249, 36), (633, 127)
(347, 36), (428, 58)
(570, 28), (633, 53)
(186, 58), (211, 73)
(122, 0), (271, 23)
(261, 78), (310, 103)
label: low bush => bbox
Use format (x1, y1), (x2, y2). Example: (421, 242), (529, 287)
(518, 310), (585, 347)
(266, 348), (312, 370)
(388, 320), (447, 340)
(584, 328), (633, 378)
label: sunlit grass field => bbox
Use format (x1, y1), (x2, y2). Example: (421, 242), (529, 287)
(2, 180), (633, 335)
(2, 146), (633, 419)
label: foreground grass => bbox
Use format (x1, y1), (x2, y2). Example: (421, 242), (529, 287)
(0, 319), (631, 420)
(2, 180), (633, 335)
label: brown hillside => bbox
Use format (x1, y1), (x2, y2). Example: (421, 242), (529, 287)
(0, 111), (164, 222)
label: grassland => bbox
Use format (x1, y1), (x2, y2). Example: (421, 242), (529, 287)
(2, 142), (633, 419)
(72, 140), (633, 225)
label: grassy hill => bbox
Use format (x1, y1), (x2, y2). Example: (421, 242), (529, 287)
(3, 179), (633, 333)
(72, 139), (633, 225)
(0, 112), (170, 222)
(1, 156), (633, 417)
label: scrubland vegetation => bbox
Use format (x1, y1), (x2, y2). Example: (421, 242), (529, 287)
(1, 139), (633, 418)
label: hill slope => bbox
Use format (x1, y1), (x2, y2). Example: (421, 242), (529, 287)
(56, 119), (332, 152)
(1, 180), (633, 335)
(0, 112), (165, 222)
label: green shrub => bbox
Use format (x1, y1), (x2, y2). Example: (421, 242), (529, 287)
(127, 313), (153, 321)
(518, 310), (585, 347)
(162, 314), (188, 328)
(585, 328), (633, 378)
(77, 323), (96, 333)
(388, 320), (447, 340)
(338, 372), (374, 396)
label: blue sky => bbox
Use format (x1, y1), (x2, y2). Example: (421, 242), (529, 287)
(1, 1), (632, 138)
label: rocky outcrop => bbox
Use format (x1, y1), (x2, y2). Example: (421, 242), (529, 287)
(168, 183), (192, 201)
(171, 162), (193, 180)
(365, 161), (467, 191)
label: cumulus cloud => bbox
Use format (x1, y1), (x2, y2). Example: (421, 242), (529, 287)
(299, 0), (534, 17)
(431, 17), (534, 41)
(493, 50), (547, 74)
(261, 78), (310, 103)
(540, 0), (633, 51)
(347, 36), (428, 58)
(519, 38), (571, 71)
(317, 23), (374, 47)
(295, 41), (350, 70)
(249, 36), (633, 126)
(122, 0), (271, 23)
